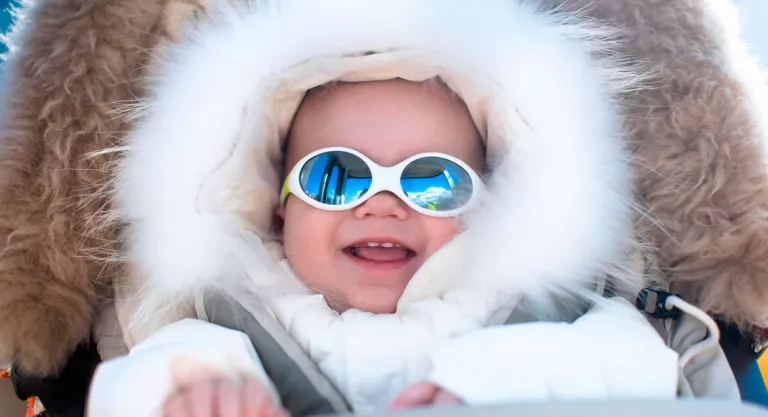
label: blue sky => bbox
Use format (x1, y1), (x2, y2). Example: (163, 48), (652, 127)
(0, 0), (10, 54)
(732, 0), (768, 67)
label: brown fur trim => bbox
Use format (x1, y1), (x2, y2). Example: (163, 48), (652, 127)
(0, 0), (164, 375)
(3, 0), (766, 376)
(556, 0), (768, 329)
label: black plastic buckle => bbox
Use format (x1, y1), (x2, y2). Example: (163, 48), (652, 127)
(636, 288), (681, 319)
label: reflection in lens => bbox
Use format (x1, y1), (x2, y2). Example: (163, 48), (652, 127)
(400, 157), (473, 211)
(299, 151), (372, 205)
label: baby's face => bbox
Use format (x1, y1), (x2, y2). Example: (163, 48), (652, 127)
(279, 79), (483, 314)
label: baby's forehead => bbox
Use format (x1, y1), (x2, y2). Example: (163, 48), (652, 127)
(303, 78), (459, 103)
(285, 79), (484, 171)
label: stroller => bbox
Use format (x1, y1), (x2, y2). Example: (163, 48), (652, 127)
(1, 0), (768, 416)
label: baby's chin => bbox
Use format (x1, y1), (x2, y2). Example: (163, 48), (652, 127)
(330, 285), (406, 314)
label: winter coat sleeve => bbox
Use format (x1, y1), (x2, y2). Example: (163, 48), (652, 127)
(86, 319), (279, 417)
(427, 297), (679, 404)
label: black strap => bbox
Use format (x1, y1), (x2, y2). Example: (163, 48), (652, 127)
(11, 340), (100, 417)
(635, 288), (681, 319)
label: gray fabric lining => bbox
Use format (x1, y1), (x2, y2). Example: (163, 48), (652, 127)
(317, 401), (768, 417)
(504, 294), (593, 325)
(201, 292), (351, 416)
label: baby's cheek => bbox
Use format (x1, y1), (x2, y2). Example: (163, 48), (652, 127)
(282, 200), (339, 286)
(421, 217), (462, 255)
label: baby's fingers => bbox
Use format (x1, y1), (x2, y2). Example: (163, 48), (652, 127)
(164, 393), (192, 417)
(388, 382), (439, 410)
(242, 379), (288, 417)
(164, 382), (216, 417)
(215, 381), (242, 417)
(187, 382), (216, 417)
(433, 389), (461, 405)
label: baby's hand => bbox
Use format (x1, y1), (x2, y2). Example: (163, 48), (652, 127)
(163, 378), (289, 417)
(389, 381), (462, 410)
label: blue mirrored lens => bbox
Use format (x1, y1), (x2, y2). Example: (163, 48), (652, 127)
(400, 157), (474, 212)
(299, 151), (372, 205)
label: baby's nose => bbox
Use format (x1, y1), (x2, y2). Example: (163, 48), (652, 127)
(353, 192), (410, 220)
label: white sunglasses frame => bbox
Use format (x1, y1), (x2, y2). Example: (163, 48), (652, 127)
(281, 146), (484, 217)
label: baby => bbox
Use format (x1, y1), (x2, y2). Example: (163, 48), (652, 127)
(87, 2), (688, 416)
(163, 79), (482, 416)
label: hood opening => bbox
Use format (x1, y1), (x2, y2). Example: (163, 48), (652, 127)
(117, 0), (641, 325)
(206, 52), (502, 251)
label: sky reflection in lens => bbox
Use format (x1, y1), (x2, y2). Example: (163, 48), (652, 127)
(299, 152), (473, 210)
(400, 157), (472, 211)
(300, 151), (372, 205)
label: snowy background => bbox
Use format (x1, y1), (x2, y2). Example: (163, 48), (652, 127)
(732, 0), (768, 67)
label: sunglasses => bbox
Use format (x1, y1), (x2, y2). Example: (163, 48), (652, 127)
(281, 147), (483, 217)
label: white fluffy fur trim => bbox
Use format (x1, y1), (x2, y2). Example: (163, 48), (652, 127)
(117, 0), (641, 323)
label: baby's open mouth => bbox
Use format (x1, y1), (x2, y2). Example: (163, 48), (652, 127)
(345, 242), (417, 262)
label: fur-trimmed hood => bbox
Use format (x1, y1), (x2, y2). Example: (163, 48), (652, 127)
(115, 0), (643, 329)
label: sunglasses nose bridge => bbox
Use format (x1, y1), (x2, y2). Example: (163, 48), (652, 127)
(378, 165), (402, 194)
